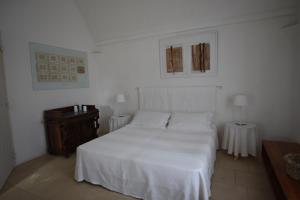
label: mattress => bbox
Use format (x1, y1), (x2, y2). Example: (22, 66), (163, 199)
(75, 126), (218, 200)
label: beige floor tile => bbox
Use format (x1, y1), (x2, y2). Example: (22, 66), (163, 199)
(6, 154), (54, 186)
(48, 181), (137, 200)
(87, 183), (138, 200)
(212, 168), (235, 186)
(247, 187), (276, 200)
(235, 170), (271, 191)
(247, 160), (267, 175)
(0, 187), (41, 200)
(1, 154), (55, 195)
(216, 151), (234, 162)
(47, 182), (99, 200)
(17, 173), (77, 200)
(211, 182), (247, 200)
(39, 155), (75, 171)
(0, 182), (13, 195)
(217, 159), (249, 172)
(17, 169), (66, 190)
(47, 154), (76, 169)
(35, 162), (74, 180)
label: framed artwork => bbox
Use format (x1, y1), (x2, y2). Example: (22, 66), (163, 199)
(159, 30), (218, 78)
(29, 42), (89, 90)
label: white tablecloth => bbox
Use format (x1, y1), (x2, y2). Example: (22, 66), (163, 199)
(221, 122), (257, 157)
(109, 115), (131, 132)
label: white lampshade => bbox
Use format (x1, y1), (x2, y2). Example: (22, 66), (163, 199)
(233, 94), (248, 107)
(116, 94), (126, 103)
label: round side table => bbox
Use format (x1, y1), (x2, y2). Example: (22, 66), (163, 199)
(109, 115), (131, 132)
(222, 122), (257, 159)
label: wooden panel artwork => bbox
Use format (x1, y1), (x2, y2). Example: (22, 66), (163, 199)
(166, 46), (183, 73)
(191, 43), (210, 72)
(160, 30), (217, 78)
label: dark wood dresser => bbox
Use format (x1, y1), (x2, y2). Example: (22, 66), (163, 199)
(44, 105), (99, 157)
(262, 140), (300, 200)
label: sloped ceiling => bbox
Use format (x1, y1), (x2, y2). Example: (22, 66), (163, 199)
(74, 0), (297, 44)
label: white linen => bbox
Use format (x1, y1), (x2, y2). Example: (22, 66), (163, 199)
(75, 126), (218, 200)
(168, 112), (214, 132)
(128, 110), (170, 129)
(222, 122), (257, 157)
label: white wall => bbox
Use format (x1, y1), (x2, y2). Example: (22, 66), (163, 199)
(0, 0), (100, 164)
(292, 3), (300, 143)
(75, 0), (296, 44)
(75, 1), (297, 141)
(95, 16), (296, 141)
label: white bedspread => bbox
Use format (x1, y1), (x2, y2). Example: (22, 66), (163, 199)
(75, 126), (217, 200)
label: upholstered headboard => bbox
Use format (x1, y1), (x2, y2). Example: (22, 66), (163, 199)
(137, 86), (219, 113)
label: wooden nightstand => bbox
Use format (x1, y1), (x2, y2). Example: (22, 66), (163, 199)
(109, 115), (131, 132)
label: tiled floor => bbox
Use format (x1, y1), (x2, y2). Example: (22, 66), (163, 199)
(212, 152), (275, 200)
(0, 151), (275, 200)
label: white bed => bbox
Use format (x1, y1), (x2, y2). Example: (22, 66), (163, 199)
(75, 86), (219, 200)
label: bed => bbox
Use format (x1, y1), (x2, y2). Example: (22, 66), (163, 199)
(75, 86), (219, 200)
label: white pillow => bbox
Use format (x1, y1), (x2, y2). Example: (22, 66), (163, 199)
(128, 111), (171, 129)
(167, 112), (214, 132)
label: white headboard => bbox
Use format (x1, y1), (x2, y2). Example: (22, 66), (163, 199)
(138, 86), (219, 113)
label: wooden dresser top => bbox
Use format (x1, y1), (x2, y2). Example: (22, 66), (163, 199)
(263, 140), (300, 200)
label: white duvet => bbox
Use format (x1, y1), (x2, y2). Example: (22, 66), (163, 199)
(75, 126), (218, 200)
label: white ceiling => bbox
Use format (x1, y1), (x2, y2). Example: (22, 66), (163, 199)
(74, 0), (297, 44)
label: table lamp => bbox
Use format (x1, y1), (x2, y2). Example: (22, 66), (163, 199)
(233, 94), (248, 125)
(115, 94), (126, 117)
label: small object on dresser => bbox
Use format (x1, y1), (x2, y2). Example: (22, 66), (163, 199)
(284, 153), (300, 181)
(73, 105), (78, 113)
(83, 105), (87, 112)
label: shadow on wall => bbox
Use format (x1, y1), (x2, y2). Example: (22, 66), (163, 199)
(97, 105), (114, 135)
